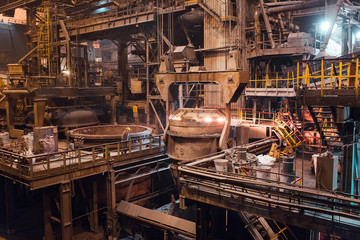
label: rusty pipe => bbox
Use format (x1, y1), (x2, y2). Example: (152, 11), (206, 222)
(254, 8), (261, 52)
(259, 0), (276, 48)
(267, 0), (324, 14)
(2, 89), (29, 94)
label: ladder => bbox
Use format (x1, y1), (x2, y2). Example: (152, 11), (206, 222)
(274, 111), (306, 148)
(37, 4), (51, 76)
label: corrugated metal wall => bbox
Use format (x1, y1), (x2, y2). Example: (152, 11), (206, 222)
(204, 84), (243, 108)
(203, 12), (229, 70)
(0, 22), (27, 73)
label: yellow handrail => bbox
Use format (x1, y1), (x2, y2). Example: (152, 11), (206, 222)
(249, 58), (360, 93)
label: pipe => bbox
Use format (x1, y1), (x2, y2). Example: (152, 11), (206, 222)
(219, 103), (231, 150)
(59, 20), (72, 86)
(254, 8), (261, 52)
(265, 1), (304, 7)
(259, 0), (276, 48)
(186, 153), (226, 166)
(2, 89), (29, 94)
(268, 0), (324, 14)
(18, 46), (39, 64)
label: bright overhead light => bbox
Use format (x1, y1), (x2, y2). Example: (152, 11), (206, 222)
(356, 32), (360, 39)
(321, 21), (330, 32)
(217, 117), (226, 123)
(62, 70), (70, 75)
(203, 117), (213, 123)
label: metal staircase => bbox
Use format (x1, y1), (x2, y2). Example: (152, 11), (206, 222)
(308, 106), (343, 149)
(37, 5), (51, 76)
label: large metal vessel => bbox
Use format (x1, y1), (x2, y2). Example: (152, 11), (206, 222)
(165, 108), (226, 161)
(69, 124), (152, 142)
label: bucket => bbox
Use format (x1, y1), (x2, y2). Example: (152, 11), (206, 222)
(256, 165), (271, 179)
(214, 159), (228, 172)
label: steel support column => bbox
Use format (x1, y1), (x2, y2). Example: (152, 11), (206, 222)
(146, 40), (150, 127)
(118, 40), (128, 105)
(33, 98), (47, 127)
(106, 168), (117, 239)
(110, 96), (117, 125)
(89, 179), (99, 233)
(59, 181), (72, 240)
(43, 188), (54, 240)
(196, 203), (208, 240)
(4, 179), (16, 235)
(342, 122), (355, 193)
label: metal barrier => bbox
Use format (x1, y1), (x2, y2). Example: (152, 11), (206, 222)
(249, 72), (296, 89)
(249, 58), (360, 98)
(237, 108), (275, 125)
(203, 106), (275, 125)
(240, 166), (302, 186)
(0, 135), (163, 179)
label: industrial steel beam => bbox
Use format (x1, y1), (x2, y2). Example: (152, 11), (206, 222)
(106, 167), (117, 239)
(60, 181), (72, 240)
(155, 71), (249, 104)
(0, 0), (37, 13)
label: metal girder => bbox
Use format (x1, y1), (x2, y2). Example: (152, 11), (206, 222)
(298, 89), (360, 107)
(60, 181), (72, 240)
(0, 0), (37, 13)
(2, 87), (117, 98)
(155, 71), (249, 104)
(43, 189), (55, 240)
(245, 88), (296, 97)
(106, 168), (117, 239)
(61, 11), (155, 39)
(34, 87), (117, 98)
(248, 46), (316, 59)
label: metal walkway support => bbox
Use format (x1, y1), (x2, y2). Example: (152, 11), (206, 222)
(60, 181), (72, 240)
(177, 145), (360, 239)
(106, 168), (117, 239)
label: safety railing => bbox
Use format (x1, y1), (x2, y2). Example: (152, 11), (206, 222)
(248, 72), (296, 89)
(240, 166), (302, 185)
(178, 157), (360, 234)
(300, 58), (359, 97)
(202, 106), (275, 126)
(249, 58), (360, 98)
(0, 135), (164, 180)
(236, 108), (275, 125)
